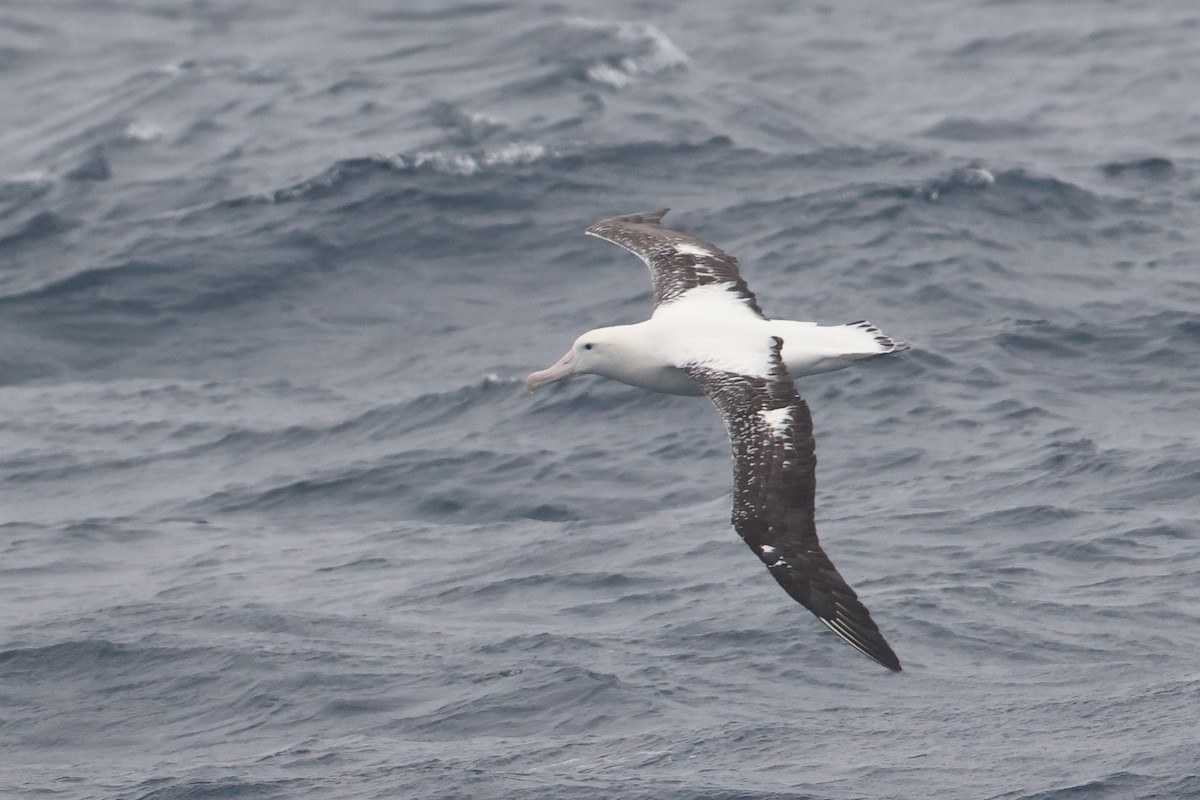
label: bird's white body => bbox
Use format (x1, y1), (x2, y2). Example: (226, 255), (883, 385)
(530, 283), (905, 396)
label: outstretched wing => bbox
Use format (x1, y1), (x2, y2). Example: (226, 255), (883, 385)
(683, 338), (902, 672)
(585, 209), (766, 318)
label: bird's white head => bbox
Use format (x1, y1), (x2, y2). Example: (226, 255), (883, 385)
(524, 327), (630, 392)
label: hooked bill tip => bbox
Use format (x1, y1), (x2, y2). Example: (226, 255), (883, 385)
(524, 348), (576, 393)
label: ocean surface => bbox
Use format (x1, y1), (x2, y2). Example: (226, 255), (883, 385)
(3, 1), (1200, 798)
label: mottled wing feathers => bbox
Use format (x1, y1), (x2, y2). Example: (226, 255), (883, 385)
(585, 209), (766, 317)
(683, 338), (902, 672)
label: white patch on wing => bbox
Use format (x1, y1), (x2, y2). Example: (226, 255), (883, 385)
(673, 242), (714, 258)
(758, 406), (791, 436)
(760, 545), (776, 554)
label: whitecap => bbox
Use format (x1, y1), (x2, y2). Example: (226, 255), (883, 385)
(566, 18), (690, 88)
(411, 151), (482, 176)
(481, 142), (548, 167)
(124, 120), (164, 142)
(397, 141), (549, 175)
(586, 62), (636, 89)
(6, 170), (54, 187)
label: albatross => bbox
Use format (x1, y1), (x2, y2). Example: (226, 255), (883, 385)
(525, 209), (907, 672)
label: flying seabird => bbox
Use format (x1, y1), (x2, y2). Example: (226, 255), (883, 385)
(525, 209), (906, 672)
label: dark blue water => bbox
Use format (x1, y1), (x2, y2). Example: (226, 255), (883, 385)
(4, 2), (1200, 798)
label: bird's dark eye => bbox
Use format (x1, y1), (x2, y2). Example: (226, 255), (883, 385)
(583, 343), (593, 350)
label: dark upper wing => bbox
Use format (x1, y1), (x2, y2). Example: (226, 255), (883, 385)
(683, 338), (902, 672)
(585, 209), (766, 318)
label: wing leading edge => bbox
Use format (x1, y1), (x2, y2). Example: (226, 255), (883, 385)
(585, 209), (766, 317)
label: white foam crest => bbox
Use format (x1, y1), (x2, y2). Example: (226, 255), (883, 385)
(629, 23), (690, 72)
(465, 110), (502, 129)
(566, 18), (690, 88)
(961, 166), (995, 185)
(482, 142), (548, 167)
(586, 62), (636, 89)
(411, 151), (482, 176)
(262, 140), (552, 202)
(7, 170), (54, 186)
(124, 119), (164, 142)
(395, 141), (550, 175)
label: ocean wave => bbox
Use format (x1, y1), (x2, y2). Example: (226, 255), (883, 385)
(0, 209), (77, 251)
(902, 165), (1098, 220)
(123, 777), (302, 800)
(0, 638), (195, 681)
(426, 101), (508, 147)
(562, 17), (690, 89)
(227, 137), (946, 216)
(122, 118), (163, 143)
(5, 2), (1200, 798)
(166, 377), (544, 521)
(244, 141), (553, 203)
(147, 373), (723, 527)
(1100, 156), (1177, 180)
(0, 258), (169, 306)
(390, 663), (662, 738)
(923, 116), (1045, 142)
(1, 169), (55, 193)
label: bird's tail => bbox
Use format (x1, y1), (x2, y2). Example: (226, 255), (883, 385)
(842, 320), (910, 355)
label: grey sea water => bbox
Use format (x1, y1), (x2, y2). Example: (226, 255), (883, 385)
(3, 1), (1200, 798)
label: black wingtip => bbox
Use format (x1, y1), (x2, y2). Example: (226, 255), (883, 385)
(818, 617), (903, 672)
(876, 648), (903, 673)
